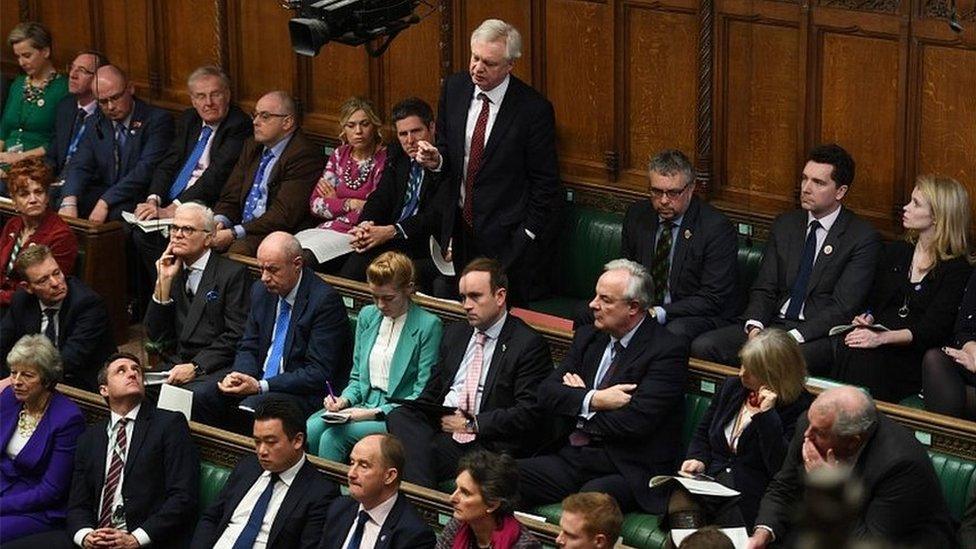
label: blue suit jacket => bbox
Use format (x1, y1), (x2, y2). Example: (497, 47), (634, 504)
(44, 95), (84, 175)
(317, 495), (435, 549)
(234, 268), (351, 405)
(342, 302), (442, 414)
(63, 97), (174, 216)
(0, 388), (85, 527)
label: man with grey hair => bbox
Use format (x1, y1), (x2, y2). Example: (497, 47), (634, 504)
(415, 18), (561, 305)
(620, 148), (739, 339)
(748, 386), (955, 547)
(517, 258), (687, 514)
(143, 202), (250, 387)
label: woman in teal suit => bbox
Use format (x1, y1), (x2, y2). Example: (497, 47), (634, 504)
(307, 251), (443, 461)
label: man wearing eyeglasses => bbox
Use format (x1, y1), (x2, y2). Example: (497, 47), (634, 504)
(619, 149), (739, 340)
(143, 202), (250, 387)
(212, 90), (323, 256)
(60, 65), (173, 223)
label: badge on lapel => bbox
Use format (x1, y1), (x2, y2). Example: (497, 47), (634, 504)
(684, 229), (692, 240)
(130, 120), (143, 135)
(823, 244), (833, 255)
(206, 289), (220, 302)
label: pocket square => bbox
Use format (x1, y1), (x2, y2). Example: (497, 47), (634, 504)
(206, 289), (219, 302)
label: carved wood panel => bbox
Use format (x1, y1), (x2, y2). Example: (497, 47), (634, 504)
(156, 0), (224, 106)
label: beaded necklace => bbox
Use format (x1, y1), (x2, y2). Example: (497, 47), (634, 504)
(22, 71), (56, 107)
(341, 149), (376, 191)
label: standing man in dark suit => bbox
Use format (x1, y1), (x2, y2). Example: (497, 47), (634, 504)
(621, 149), (739, 340)
(191, 397), (338, 549)
(518, 259), (687, 514)
(59, 65), (174, 222)
(129, 65), (252, 275)
(7, 353), (199, 549)
(340, 97), (444, 293)
(748, 386), (956, 547)
(691, 144), (881, 373)
(185, 232), (350, 429)
(143, 202), (249, 386)
(213, 91), (323, 256)
(386, 258), (552, 489)
(415, 19), (562, 304)
(0, 245), (115, 391)
(318, 434), (435, 549)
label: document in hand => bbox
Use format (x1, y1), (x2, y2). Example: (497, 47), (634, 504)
(828, 323), (891, 337)
(158, 383), (193, 422)
(321, 411), (352, 424)
(294, 228), (354, 263)
(121, 211), (174, 233)
(649, 475), (741, 497)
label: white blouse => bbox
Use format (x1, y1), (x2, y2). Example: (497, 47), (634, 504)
(368, 311), (408, 392)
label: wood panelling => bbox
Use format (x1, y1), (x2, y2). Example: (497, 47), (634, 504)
(305, 41), (370, 131)
(35, 0), (93, 70)
(381, 8), (443, 116)
(454, 0), (534, 85)
(96, 0), (150, 91)
(157, 0), (223, 105)
(226, 0), (296, 110)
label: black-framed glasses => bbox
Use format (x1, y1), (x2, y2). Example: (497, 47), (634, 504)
(649, 184), (692, 200)
(251, 111), (290, 122)
(170, 224), (209, 236)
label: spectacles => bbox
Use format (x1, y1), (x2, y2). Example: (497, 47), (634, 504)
(97, 90), (128, 106)
(170, 224), (209, 236)
(649, 184), (692, 200)
(251, 111), (290, 122)
(67, 63), (94, 77)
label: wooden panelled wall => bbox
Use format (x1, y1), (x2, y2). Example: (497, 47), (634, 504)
(2, 0), (974, 234)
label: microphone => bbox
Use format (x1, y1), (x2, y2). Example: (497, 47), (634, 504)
(948, 0), (964, 33)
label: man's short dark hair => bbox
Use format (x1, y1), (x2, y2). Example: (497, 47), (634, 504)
(648, 149), (694, 187)
(97, 352), (143, 387)
(460, 257), (509, 293)
(808, 143), (855, 189)
(13, 244), (53, 279)
(390, 97), (433, 127)
(254, 397), (306, 440)
(76, 49), (110, 68)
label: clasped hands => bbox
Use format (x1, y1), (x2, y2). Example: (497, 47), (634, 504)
(83, 528), (139, 549)
(562, 372), (636, 411)
(218, 371), (260, 396)
(349, 221), (396, 253)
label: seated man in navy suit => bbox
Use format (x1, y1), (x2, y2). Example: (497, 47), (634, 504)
(59, 65), (174, 222)
(318, 434), (435, 549)
(191, 397), (338, 549)
(185, 231), (351, 430)
(518, 259), (687, 514)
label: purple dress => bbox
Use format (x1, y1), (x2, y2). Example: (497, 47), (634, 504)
(0, 387), (85, 542)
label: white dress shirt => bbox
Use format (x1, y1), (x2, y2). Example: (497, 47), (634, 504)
(368, 311), (408, 393)
(339, 493), (399, 549)
(443, 312), (507, 413)
(259, 271), (302, 393)
(214, 455), (306, 549)
(458, 75), (510, 207)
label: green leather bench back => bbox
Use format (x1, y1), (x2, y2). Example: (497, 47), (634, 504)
(200, 461), (233, 510)
(555, 206), (624, 300)
(930, 451), (976, 521)
(682, 393), (713, 451)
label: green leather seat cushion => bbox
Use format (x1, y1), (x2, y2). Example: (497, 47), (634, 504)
(200, 461), (233, 510)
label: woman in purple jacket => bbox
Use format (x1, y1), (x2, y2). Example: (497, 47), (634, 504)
(0, 334), (85, 542)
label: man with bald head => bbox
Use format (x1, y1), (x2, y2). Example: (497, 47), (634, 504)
(213, 90), (323, 256)
(748, 386), (955, 547)
(61, 64), (173, 221)
(185, 231), (350, 429)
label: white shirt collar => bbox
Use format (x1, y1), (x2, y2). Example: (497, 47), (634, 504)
(480, 310), (508, 340)
(109, 403), (141, 429)
(282, 270), (303, 307)
(260, 454), (305, 488)
(360, 492), (398, 524)
(474, 74), (510, 106)
(78, 99), (98, 115)
(614, 314), (646, 349)
(187, 249), (212, 273)
(808, 205), (842, 232)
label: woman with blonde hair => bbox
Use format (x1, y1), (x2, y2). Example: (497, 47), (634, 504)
(306, 251), (441, 461)
(832, 175), (972, 402)
(671, 329), (813, 530)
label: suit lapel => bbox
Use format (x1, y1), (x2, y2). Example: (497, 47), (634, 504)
(480, 79), (520, 163)
(267, 462), (308, 546)
(481, 315), (515, 400)
(180, 257), (217, 342)
(784, 212), (808, 289)
(92, 419), (110, 493)
(374, 496), (406, 549)
(451, 80), (473, 174)
(669, 199), (700, 290)
(124, 405), (151, 477)
(807, 207), (849, 294)
(387, 304), (421, 394)
(282, 271), (311, 357)
(601, 316), (653, 387)
(333, 500), (360, 549)
(119, 101), (145, 173)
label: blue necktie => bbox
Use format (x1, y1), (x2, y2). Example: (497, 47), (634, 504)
(346, 510), (371, 549)
(243, 148), (275, 222)
(113, 123), (127, 177)
(231, 473), (279, 549)
(263, 298), (292, 380)
(785, 220), (822, 320)
(168, 126), (213, 200)
(397, 161), (424, 223)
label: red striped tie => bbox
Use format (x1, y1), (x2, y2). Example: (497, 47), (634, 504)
(98, 418), (129, 528)
(454, 332), (487, 443)
(463, 93), (491, 228)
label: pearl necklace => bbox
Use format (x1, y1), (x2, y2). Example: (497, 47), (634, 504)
(16, 396), (51, 438)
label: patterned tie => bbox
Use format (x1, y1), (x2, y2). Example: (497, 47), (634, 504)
(454, 331), (487, 443)
(243, 148), (275, 222)
(184, 266), (199, 299)
(231, 473), (280, 549)
(43, 308), (58, 346)
(98, 418), (129, 528)
(345, 510), (371, 549)
(652, 222), (674, 305)
(113, 123), (128, 177)
(785, 220), (822, 320)
(263, 298), (292, 380)
(463, 93), (491, 227)
(569, 342), (625, 447)
(168, 125), (214, 200)
(397, 161), (424, 222)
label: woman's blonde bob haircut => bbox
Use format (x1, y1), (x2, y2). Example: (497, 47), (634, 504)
(906, 174), (972, 267)
(737, 328), (808, 405)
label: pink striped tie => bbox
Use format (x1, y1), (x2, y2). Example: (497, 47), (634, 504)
(454, 332), (487, 443)
(98, 418), (129, 527)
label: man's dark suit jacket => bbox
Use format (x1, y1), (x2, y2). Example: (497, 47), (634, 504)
(317, 494), (435, 549)
(147, 105), (252, 207)
(540, 316), (687, 512)
(63, 98), (175, 217)
(213, 130), (324, 247)
(435, 72), (562, 299)
(44, 95), (85, 175)
(745, 206), (880, 341)
(143, 253), (250, 374)
(623, 196), (740, 321)
(360, 144), (442, 244)
(234, 267), (351, 412)
(684, 377), (814, 527)
(191, 454), (338, 549)
(0, 276), (115, 391)
(755, 413), (956, 546)
(417, 314), (552, 456)
(67, 403), (199, 549)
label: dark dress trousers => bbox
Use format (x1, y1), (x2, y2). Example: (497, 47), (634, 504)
(518, 316), (687, 513)
(143, 252), (250, 374)
(754, 413), (956, 547)
(63, 98), (175, 219)
(683, 377), (814, 528)
(386, 314), (552, 488)
(191, 454), (338, 549)
(622, 195), (740, 339)
(0, 276), (116, 390)
(317, 495), (436, 549)
(435, 72), (562, 304)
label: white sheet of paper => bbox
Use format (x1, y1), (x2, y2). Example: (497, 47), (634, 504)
(294, 228), (354, 263)
(121, 211), (173, 233)
(158, 383), (193, 422)
(430, 236), (455, 276)
(649, 475), (741, 497)
(144, 371), (171, 386)
(671, 527), (749, 548)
